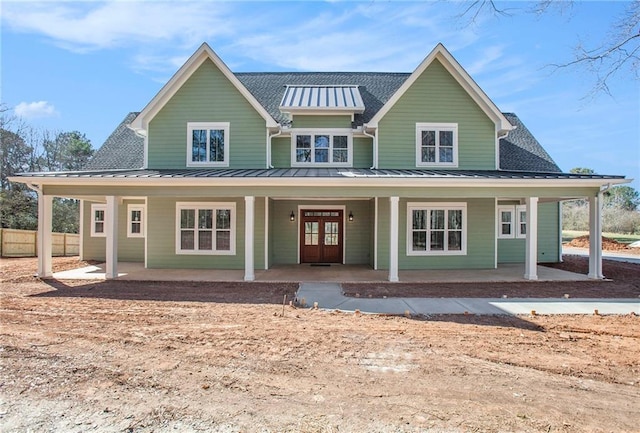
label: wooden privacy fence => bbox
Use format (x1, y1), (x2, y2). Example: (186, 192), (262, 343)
(0, 228), (79, 257)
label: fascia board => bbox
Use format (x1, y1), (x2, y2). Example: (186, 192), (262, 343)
(367, 43), (512, 132)
(129, 43), (278, 132)
(9, 175), (630, 189)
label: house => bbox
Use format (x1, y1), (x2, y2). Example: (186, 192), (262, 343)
(11, 43), (628, 282)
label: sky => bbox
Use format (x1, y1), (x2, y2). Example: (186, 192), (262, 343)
(2, 1), (638, 188)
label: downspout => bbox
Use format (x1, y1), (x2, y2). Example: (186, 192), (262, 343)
(267, 127), (283, 169)
(496, 127), (513, 170)
(362, 124), (377, 169)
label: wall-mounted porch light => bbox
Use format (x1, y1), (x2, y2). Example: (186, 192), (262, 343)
(348, 211), (354, 222)
(290, 210), (296, 221)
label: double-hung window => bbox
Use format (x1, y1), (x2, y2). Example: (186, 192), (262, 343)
(176, 202), (235, 255)
(407, 203), (467, 255)
(416, 123), (458, 167)
(90, 204), (106, 237)
(187, 122), (229, 167)
(127, 205), (145, 238)
(291, 130), (352, 166)
(497, 205), (526, 239)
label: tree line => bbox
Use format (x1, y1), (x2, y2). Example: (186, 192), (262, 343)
(0, 104), (94, 233)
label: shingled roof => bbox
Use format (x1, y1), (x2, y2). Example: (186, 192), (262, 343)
(86, 76), (561, 174)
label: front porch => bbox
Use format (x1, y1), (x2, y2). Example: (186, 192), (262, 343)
(52, 262), (589, 283)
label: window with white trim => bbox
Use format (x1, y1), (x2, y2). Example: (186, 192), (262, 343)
(90, 204), (106, 237)
(176, 202), (235, 255)
(416, 123), (458, 167)
(407, 203), (467, 255)
(127, 204), (145, 238)
(291, 130), (352, 166)
(497, 205), (526, 239)
(187, 122), (229, 167)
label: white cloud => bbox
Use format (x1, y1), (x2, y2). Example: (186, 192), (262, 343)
(14, 101), (59, 119)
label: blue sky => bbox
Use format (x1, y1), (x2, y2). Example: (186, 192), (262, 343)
(2, 1), (638, 187)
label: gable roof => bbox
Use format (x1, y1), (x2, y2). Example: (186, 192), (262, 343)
(367, 43), (513, 132)
(84, 112), (144, 170)
(129, 43), (278, 134)
(499, 113), (562, 173)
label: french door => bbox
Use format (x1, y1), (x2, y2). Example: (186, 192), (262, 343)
(300, 210), (343, 263)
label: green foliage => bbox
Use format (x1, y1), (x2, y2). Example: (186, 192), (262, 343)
(0, 185), (37, 230)
(43, 131), (93, 171)
(569, 167), (595, 174)
(52, 198), (80, 233)
(604, 185), (640, 211)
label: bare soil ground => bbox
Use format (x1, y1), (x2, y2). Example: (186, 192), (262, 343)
(1, 257), (639, 432)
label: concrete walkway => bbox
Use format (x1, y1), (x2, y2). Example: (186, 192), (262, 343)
(297, 283), (640, 316)
(563, 247), (640, 264)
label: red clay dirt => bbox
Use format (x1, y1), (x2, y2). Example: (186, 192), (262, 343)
(567, 235), (640, 254)
(1, 257), (639, 432)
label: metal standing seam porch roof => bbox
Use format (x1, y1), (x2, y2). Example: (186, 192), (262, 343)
(279, 85), (365, 113)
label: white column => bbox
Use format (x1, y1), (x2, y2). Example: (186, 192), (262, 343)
(244, 196), (255, 281)
(105, 196), (119, 279)
(37, 193), (53, 278)
(524, 197), (538, 280)
(389, 196), (399, 282)
(588, 193), (603, 279)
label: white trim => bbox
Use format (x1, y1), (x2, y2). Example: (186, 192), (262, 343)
(175, 202), (236, 255)
(264, 197), (269, 270)
(516, 205), (527, 238)
(79, 199), (84, 261)
(497, 205), (515, 239)
(187, 122), (230, 167)
(105, 196), (119, 279)
(296, 204), (347, 264)
(90, 203), (107, 237)
(127, 204), (146, 238)
(129, 43), (277, 134)
(144, 197), (148, 268)
(37, 194), (53, 278)
(290, 129), (353, 167)
(406, 202), (467, 256)
(588, 193), (603, 279)
(374, 197), (378, 270)
(415, 123), (458, 167)
(367, 44), (512, 133)
(493, 197), (498, 269)
(143, 134), (149, 169)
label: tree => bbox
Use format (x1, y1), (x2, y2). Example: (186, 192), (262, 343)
(459, 1), (639, 96)
(569, 167), (595, 175)
(43, 131), (94, 172)
(604, 185), (640, 211)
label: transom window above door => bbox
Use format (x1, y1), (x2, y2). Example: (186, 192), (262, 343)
(187, 122), (229, 167)
(291, 130), (352, 166)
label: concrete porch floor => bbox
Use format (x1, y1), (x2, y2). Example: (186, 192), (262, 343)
(52, 262), (589, 283)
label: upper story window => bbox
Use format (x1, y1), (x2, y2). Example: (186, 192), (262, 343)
(416, 123), (458, 167)
(291, 130), (352, 167)
(187, 122), (229, 167)
(90, 203), (106, 237)
(497, 205), (526, 239)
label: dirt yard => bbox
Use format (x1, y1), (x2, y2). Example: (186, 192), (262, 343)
(1, 257), (639, 432)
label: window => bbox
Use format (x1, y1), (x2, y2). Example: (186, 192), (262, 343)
(416, 123), (458, 167)
(127, 205), (145, 238)
(291, 130), (352, 166)
(497, 205), (526, 239)
(175, 202), (235, 254)
(90, 204), (106, 237)
(407, 203), (467, 255)
(187, 122), (229, 167)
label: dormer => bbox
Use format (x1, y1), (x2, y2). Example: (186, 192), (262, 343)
(279, 85), (365, 120)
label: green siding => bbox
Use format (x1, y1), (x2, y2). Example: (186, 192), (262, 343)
(271, 136), (372, 169)
(81, 199), (145, 262)
(378, 59), (496, 170)
(271, 137), (290, 168)
(353, 137), (373, 168)
(147, 59), (267, 169)
(269, 200), (371, 265)
(497, 202), (560, 264)
(292, 115), (352, 129)
(146, 197), (246, 269)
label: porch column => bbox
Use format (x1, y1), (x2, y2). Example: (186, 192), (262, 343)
(389, 196), (399, 282)
(588, 192), (603, 279)
(244, 196), (255, 281)
(37, 193), (53, 278)
(524, 197), (538, 280)
(105, 196), (119, 279)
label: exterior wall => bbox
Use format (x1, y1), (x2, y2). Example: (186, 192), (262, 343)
(377, 59), (496, 170)
(497, 202), (560, 264)
(271, 135), (373, 169)
(147, 59), (267, 169)
(145, 196), (269, 270)
(269, 199), (371, 265)
(291, 115), (352, 129)
(81, 199), (145, 262)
